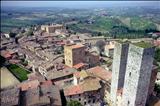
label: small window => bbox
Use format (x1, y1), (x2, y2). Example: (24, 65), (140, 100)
(79, 98), (81, 101)
(79, 94), (81, 96)
(70, 95), (72, 98)
(129, 72), (131, 77)
(93, 99), (95, 103)
(88, 100), (91, 103)
(128, 101), (130, 105)
(84, 102), (86, 105)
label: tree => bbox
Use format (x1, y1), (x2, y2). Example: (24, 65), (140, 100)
(9, 32), (16, 38)
(154, 83), (160, 94)
(97, 32), (102, 36)
(95, 40), (106, 53)
(67, 100), (82, 106)
(26, 29), (34, 36)
(0, 55), (6, 67)
(155, 48), (160, 62)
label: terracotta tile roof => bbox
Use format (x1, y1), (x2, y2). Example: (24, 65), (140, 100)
(73, 62), (86, 69)
(81, 78), (101, 92)
(1, 51), (12, 58)
(64, 85), (83, 96)
(74, 70), (93, 79)
(41, 80), (52, 86)
(18, 80), (40, 91)
(67, 44), (85, 49)
(64, 78), (101, 96)
(74, 71), (81, 78)
(87, 66), (112, 81)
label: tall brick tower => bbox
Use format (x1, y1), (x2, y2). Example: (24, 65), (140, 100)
(110, 41), (129, 104)
(122, 42), (155, 106)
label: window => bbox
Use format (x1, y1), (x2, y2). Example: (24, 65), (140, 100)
(79, 98), (81, 101)
(79, 94), (81, 97)
(93, 99), (95, 103)
(70, 95), (72, 98)
(84, 102), (86, 105)
(128, 101), (130, 105)
(88, 100), (91, 103)
(129, 72), (131, 77)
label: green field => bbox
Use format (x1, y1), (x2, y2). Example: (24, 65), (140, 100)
(7, 64), (30, 82)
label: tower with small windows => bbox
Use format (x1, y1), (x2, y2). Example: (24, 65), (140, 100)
(110, 41), (129, 105)
(122, 43), (155, 106)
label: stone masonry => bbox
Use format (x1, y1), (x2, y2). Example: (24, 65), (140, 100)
(110, 42), (129, 105)
(122, 44), (155, 106)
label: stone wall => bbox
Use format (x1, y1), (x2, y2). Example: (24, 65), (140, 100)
(122, 44), (155, 106)
(110, 42), (129, 104)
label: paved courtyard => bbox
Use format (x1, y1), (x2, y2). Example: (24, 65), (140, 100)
(1, 67), (20, 89)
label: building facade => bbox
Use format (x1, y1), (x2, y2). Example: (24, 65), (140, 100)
(41, 24), (63, 33)
(64, 44), (86, 67)
(64, 44), (99, 68)
(122, 43), (155, 106)
(110, 42), (129, 105)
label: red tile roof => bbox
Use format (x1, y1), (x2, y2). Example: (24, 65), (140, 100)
(41, 80), (52, 86)
(74, 71), (81, 78)
(1, 51), (12, 59)
(64, 85), (83, 96)
(67, 44), (85, 49)
(87, 66), (112, 81)
(18, 80), (40, 91)
(73, 63), (85, 69)
(64, 78), (101, 96)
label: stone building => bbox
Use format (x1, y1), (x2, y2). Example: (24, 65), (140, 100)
(64, 71), (104, 106)
(41, 24), (64, 33)
(64, 44), (99, 68)
(103, 41), (115, 58)
(1, 87), (20, 106)
(18, 80), (62, 106)
(110, 41), (129, 104)
(122, 42), (155, 106)
(64, 44), (86, 67)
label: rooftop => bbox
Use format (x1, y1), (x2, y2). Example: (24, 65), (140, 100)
(46, 68), (77, 80)
(133, 41), (153, 48)
(87, 66), (112, 82)
(1, 87), (20, 106)
(65, 44), (85, 49)
(116, 39), (131, 44)
(73, 63), (86, 69)
(64, 78), (101, 96)
(17, 80), (40, 91)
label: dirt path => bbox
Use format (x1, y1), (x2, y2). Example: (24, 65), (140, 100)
(1, 67), (20, 89)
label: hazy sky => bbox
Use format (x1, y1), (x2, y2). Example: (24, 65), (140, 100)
(1, 1), (160, 8)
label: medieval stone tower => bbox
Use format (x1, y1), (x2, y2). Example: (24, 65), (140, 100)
(122, 43), (155, 106)
(110, 41), (129, 104)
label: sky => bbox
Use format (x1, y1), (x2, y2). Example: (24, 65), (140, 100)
(1, 1), (160, 8)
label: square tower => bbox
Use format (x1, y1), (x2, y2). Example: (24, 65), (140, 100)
(122, 42), (155, 106)
(110, 41), (129, 104)
(64, 44), (86, 67)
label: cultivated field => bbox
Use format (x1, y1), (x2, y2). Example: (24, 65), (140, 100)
(1, 67), (20, 89)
